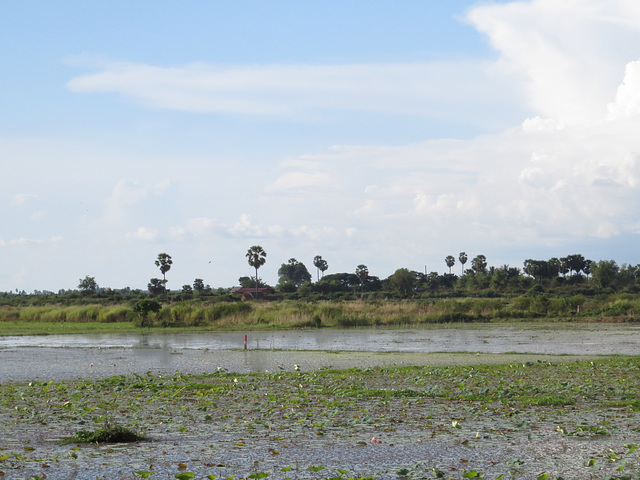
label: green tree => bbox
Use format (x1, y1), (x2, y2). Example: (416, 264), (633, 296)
(246, 246), (267, 297)
(148, 278), (165, 295)
(389, 268), (415, 297)
(471, 254), (487, 274)
(313, 255), (329, 281)
(155, 253), (173, 300)
(193, 278), (205, 293)
(277, 258), (311, 291)
(78, 275), (97, 294)
(458, 252), (468, 275)
(591, 259), (619, 289)
(355, 264), (369, 295)
(564, 254), (587, 276)
(445, 255), (455, 274)
(133, 299), (161, 328)
(180, 284), (193, 300)
(238, 276), (268, 289)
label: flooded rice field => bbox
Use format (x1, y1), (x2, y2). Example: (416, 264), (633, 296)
(0, 324), (639, 479)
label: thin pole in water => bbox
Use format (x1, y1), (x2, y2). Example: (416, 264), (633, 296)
(244, 334), (247, 351)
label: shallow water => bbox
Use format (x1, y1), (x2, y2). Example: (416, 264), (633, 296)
(0, 323), (637, 382)
(2, 324), (639, 479)
(2, 322), (639, 354)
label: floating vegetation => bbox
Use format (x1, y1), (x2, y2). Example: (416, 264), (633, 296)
(1, 358), (640, 478)
(62, 423), (146, 444)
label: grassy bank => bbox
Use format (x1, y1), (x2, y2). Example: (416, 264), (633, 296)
(1, 294), (639, 335)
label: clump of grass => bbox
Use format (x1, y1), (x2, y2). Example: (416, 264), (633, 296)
(63, 423), (145, 444)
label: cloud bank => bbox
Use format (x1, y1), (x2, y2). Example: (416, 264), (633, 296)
(5, 0), (640, 291)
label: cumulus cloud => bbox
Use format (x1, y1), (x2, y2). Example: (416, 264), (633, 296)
(467, 0), (640, 124)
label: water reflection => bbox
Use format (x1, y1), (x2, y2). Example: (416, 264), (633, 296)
(1, 324), (639, 355)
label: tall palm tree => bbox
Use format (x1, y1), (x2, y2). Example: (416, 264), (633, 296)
(313, 255), (329, 281)
(459, 252), (468, 276)
(246, 246), (267, 298)
(155, 253), (173, 301)
(445, 255), (455, 274)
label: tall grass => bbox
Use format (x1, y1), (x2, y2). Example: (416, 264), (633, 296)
(1, 294), (639, 333)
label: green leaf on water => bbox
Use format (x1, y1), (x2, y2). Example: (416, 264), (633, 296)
(135, 471), (154, 479)
(307, 466), (325, 472)
(174, 473), (195, 480)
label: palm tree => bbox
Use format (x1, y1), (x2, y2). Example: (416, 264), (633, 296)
(155, 253), (173, 301)
(459, 252), (468, 276)
(313, 255), (329, 281)
(445, 255), (455, 274)
(246, 246), (267, 298)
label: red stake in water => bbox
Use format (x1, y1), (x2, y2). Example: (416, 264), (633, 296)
(244, 334), (247, 351)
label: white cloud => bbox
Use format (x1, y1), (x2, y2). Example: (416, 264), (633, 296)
(11, 193), (37, 206)
(67, 58), (520, 125)
(9, 238), (44, 246)
(104, 180), (148, 223)
(126, 227), (159, 242)
(264, 171), (336, 194)
(467, 0), (640, 124)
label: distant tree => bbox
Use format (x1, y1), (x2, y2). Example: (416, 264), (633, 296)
(471, 254), (487, 274)
(459, 252), (468, 275)
(148, 278), (165, 295)
(583, 259), (593, 278)
(564, 254), (587, 276)
(559, 257), (570, 276)
(591, 260), (619, 289)
(389, 268), (415, 297)
(278, 258), (311, 290)
(548, 258), (561, 278)
(133, 299), (161, 328)
(155, 253), (173, 300)
(355, 264), (369, 295)
(78, 275), (97, 294)
(193, 278), (205, 293)
(181, 284), (193, 300)
(445, 255), (456, 274)
(313, 255), (329, 281)
(238, 276), (268, 289)
(246, 246), (267, 297)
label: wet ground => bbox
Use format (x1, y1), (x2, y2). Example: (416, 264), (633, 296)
(0, 324), (639, 479)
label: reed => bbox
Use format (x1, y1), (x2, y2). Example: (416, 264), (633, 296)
(1, 294), (639, 335)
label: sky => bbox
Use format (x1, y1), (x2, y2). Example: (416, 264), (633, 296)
(3, 0), (640, 292)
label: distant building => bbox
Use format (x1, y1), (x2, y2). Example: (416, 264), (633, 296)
(230, 287), (275, 300)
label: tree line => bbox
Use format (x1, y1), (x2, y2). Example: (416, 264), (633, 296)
(5, 247), (639, 301)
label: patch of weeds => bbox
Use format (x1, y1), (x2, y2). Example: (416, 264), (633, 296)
(62, 423), (146, 443)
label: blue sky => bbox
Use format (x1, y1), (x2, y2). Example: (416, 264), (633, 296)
(3, 0), (640, 292)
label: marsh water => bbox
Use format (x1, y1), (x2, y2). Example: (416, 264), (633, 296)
(2, 323), (640, 479)
(0, 323), (638, 382)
